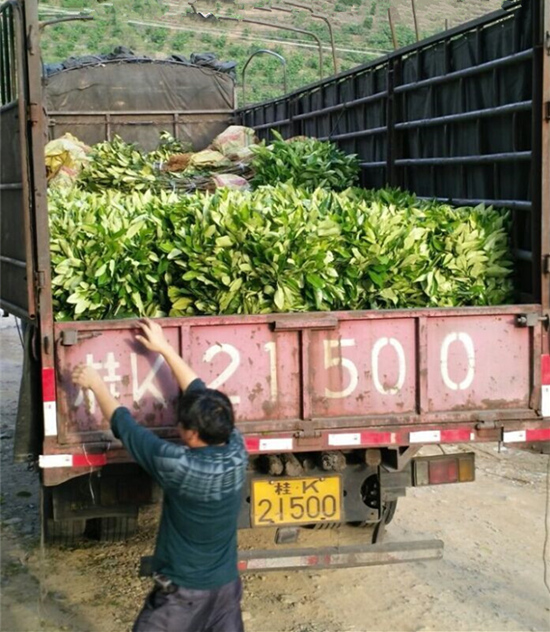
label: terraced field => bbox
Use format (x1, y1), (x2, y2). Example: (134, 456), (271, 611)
(40, 0), (503, 103)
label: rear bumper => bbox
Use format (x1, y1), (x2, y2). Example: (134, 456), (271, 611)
(139, 539), (444, 575)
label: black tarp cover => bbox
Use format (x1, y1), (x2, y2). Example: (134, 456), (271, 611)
(44, 53), (235, 151)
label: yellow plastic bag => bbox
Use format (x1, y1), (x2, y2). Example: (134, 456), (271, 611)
(45, 133), (91, 187)
(188, 149), (232, 169)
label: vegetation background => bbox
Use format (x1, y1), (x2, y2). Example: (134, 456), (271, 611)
(39, 0), (503, 105)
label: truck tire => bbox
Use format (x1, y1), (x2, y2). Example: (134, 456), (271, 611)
(44, 518), (87, 544)
(41, 487), (87, 545)
(41, 484), (139, 544)
(85, 516), (138, 542)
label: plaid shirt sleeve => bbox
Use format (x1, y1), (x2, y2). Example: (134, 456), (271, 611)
(110, 406), (174, 483)
(109, 378), (207, 478)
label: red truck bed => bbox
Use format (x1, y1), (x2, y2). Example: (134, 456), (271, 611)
(41, 305), (547, 476)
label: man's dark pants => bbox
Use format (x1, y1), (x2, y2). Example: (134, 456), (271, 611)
(132, 577), (244, 632)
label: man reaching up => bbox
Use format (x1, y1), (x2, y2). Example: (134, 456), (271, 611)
(72, 318), (248, 632)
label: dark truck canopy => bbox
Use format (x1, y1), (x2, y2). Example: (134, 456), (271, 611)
(0, 1), (37, 320)
(44, 56), (236, 151)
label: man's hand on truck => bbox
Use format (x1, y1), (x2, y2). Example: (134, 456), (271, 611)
(72, 364), (120, 420)
(72, 319), (199, 421)
(134, 317), (172, 355)
(135, 318), (198, 391)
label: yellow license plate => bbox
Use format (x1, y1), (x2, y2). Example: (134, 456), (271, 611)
(251, 476), (341, 527)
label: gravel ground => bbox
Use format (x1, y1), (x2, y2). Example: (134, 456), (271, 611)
(1, 319), (549, 632)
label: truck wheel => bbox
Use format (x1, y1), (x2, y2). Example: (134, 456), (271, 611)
(41, 485), (139, 544)
(41, 487), (86, 545)
(44, 518), (87, 544)
(85, 516), (138, 542)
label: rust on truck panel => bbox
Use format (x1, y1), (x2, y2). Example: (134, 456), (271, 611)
(230, 409), (540, 435)
(51, 304), (543, 445)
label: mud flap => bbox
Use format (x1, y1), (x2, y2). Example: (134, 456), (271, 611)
(14, 323), (41, 462)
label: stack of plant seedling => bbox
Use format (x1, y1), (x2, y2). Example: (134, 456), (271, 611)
(250, 131), (360, 191)
(49, 180), (514, 321)
(49, 188), (179, 320)
(75, 130), (360, 194)
(77, 133), (198, 193)
(48, 131), (514, 320)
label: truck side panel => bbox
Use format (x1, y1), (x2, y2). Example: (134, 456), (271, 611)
(238, 1), (546, 309)
(0, 1), (35, 319)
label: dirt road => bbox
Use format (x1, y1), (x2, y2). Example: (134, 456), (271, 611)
(1, 319), (549, 632)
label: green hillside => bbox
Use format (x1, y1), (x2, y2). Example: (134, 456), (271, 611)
(39, 0), (503, 105)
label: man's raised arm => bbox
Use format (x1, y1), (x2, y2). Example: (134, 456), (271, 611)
(136, 318), (199, 392)
(73, 365), (120, 421)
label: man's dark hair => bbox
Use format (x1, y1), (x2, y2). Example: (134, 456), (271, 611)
(178, 388), (234, 445)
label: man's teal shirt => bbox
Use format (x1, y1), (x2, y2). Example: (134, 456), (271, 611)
(111, 379), (248, 590)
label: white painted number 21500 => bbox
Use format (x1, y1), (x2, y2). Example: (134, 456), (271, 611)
(201, 332), (476, 405)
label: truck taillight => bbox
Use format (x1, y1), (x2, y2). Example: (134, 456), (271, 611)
(413, 453), (475, 487)
(542, 354), (550, 418)
(458, 455), (475, 482)
(428, 459), (458, 484)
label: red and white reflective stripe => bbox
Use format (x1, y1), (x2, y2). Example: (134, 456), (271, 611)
(245, 437), (294, 453)
(409, 430), (441, 444)
(328, 432), (361, 447)
(245, 422), (550, 454)
(237, 541), (442, 571)
(39, 453), (108, 468)
(327, 428), (474, 448)
(410, 428), (474, 444)
(42, 367), (57, 437)
(360, 431), (397, 445)
(328, 431), (397, 447)
(503, 427), (550, 443)
(541, 354), (550, 418)
(440, 428), (474, 443)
